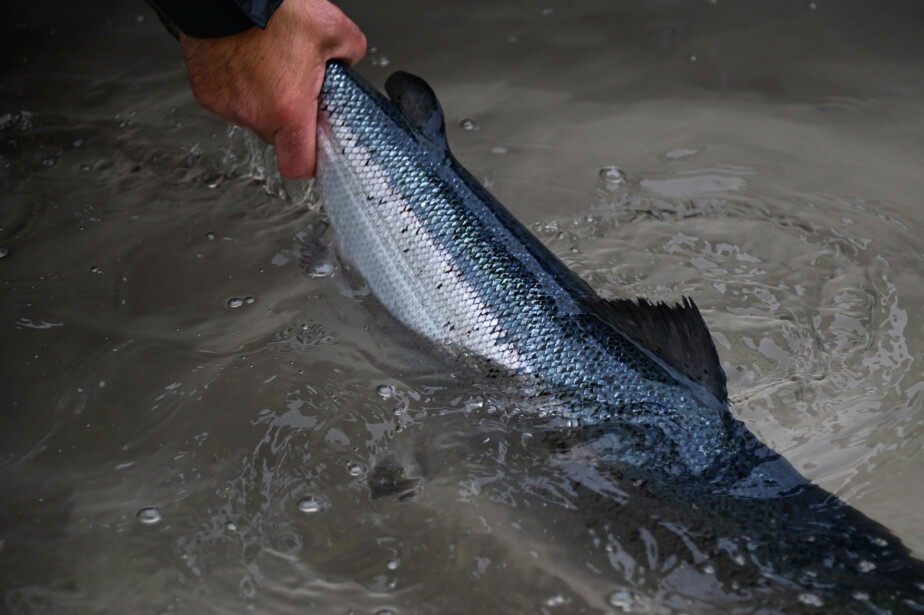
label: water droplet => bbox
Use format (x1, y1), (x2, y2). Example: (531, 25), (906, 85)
(664, 147), (701, 160)
(545, 594), (569, 607)
(386, 558), (400, 570)
(90, 265), (102, 274)
(540, 8), (553, 16)
(206, 232), (215, 240)
(699, 562), (716, 574)
(137, 506), (162, 525)
(460, 118), (478, 131)
(798, 593), (823, 607)
(227, 297), (244, 308)
(297, 497), (321, 514)
(807, 1), (818, 9)
(464, 399), (483, 412)
(348, 464), (363, 477)
(307, 262), (334, 277)
(225, 521), (237, 532)
(688, 53), (698, 63)
(244, 296), (255, 304)
(376, 384), (395, 399)
(599, 166), (625, 185)
(0, 247), (9, 259)
(607, 590), (638, 611)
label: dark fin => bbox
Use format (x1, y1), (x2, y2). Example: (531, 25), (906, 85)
(586, 296), (728, 405)
(368, 458), (421, 501)
(385, 71), (448, 149)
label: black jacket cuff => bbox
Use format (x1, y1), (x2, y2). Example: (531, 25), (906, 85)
(145, 0), (284, 39)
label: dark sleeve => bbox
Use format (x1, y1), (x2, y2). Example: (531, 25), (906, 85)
(145, 0), (285, 39)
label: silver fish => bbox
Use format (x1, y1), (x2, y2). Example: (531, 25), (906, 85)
(316, 61), (747, 479)
(314, 61), (924, 610)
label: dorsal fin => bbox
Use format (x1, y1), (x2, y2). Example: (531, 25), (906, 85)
(385, 70), (448, 149)
(585, 296), (728, 405)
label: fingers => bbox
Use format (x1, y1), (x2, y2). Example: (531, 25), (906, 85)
(273, 109), (317, 179)
(308, 0), (367, 66)
(330, 15), (367, 65)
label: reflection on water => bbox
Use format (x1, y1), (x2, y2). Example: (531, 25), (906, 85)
(3, 0), (924, 613)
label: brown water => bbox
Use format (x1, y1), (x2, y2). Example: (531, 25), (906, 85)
(2, 0), (923, 613)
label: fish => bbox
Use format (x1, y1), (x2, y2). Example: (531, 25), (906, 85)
(314, 60), (924, 610)
(316, 61), (741, 481)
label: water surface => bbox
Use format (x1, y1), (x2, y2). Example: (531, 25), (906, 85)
(2, 0), (923, 613)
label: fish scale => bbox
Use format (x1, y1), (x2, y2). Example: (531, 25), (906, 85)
(316, 61), (727, 475)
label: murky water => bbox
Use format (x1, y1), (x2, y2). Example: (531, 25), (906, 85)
(3, 0), (923, 613)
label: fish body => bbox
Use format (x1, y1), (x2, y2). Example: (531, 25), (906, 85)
(317, 61), (740, 480)
(314, 60), (924, 610)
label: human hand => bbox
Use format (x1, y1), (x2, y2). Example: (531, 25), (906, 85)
(179, 0), (366, 178)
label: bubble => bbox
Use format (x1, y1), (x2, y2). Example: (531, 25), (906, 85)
(490, 146), (508, 155)
(808, 1), (818, 9)
(307, 262), (334, 277)
(297, 497), (322, 514)
(227, 297), (244, 308)
(90, 265), (102, 274)
(699, 562), (716, 574)
(348, 464), (364, 477)
(607, 590), (639, 611)
(374, 610), (396, 615)
(225, 521), (238, 532)
(244, 296), (255, 304)
(376, 384), (396, 399)
(688, 53), (698, 63)
(137, 506), (163, 525)
(460, 118), (478, 131)
(386, 558), (400, 570)
(798, 593), (823, 607)
(206, 232), (215, 240)
(599, 166), (625, 185)
(545, 594), (569, 607)
(852, 591), (870, 601)
(857, 560), (876, 573)
(0, 247), (9, 259)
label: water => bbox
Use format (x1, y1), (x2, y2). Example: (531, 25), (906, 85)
(2, 0), (923, 613)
